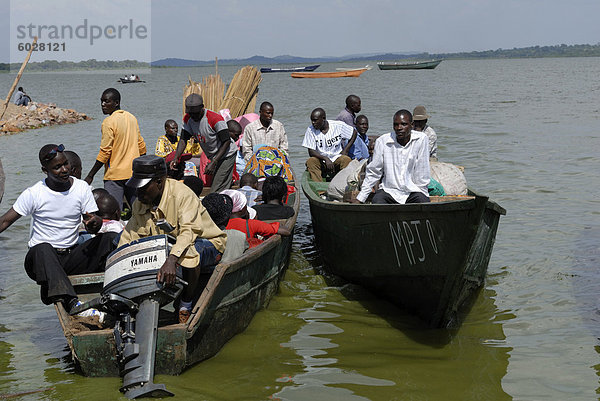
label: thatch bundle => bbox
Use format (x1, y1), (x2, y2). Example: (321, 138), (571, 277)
(183, 66), (262, 119)
(182, 74), (225, 117)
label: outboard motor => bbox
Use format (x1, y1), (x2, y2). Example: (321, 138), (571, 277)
(72, 235), (185, 399)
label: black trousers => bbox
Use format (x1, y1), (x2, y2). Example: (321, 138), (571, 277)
(372, 189), (430, 204)
(24, 232), (117, 305)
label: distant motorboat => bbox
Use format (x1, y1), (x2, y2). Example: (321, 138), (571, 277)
(260, 64), (320, 73)
(118, 76), (145, 83)
(291, 67), (369, 79)
(377, 59), (443, 70)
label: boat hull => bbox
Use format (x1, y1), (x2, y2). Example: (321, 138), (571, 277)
(301, 173), (505, 328)
(260, 64), (320, 73)
(377, 59), (442, 70)
(291, 68), (368, 78)
(56, 181), (300, 376)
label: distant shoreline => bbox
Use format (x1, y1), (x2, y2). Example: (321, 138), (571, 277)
(1, 43), (599, 72)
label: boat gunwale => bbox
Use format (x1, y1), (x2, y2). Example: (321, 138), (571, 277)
(301, 172), (506, 215)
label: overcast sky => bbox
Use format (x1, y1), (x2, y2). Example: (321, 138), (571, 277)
(1, 0), (599, 63)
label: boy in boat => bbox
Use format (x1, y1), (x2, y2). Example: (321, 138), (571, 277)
(84, 88), (147, 211)
(351, 109), (430, 205)
(0, 144), (118, 314)
(155, 119), (201, 158)
(302, 107), (357, 182)
(119, 155), (227, 324)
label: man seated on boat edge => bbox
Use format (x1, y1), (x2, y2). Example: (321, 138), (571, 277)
(351, 109), (430, 205)
(0, 144), (117, 315)
(302, 108), (357, 182)
(118, 155), (227, 324)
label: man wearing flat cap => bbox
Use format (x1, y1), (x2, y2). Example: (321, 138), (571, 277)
(412, 105), (437, 160)
(170, 94), (237, 193)
(118, 155), (227, 323)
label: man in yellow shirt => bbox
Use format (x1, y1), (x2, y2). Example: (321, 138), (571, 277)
(119, 155), (226, 324)
(84, 88), (146, 211)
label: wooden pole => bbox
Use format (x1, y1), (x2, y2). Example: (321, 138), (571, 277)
(0, 158), (5, 204)
(0, 36), (38, 121)
(215, 57), (218, 76)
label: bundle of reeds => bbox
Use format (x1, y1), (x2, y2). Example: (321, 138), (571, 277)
(182, 66), (262, 119)
(182, 74), (225, 117)
(219, 66), (262, 118)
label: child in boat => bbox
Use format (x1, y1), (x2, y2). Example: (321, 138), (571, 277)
(92, 188), (125, 234)
(252, 176), (294, 221)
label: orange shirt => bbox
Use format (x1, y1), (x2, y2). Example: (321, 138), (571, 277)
(97, 109), (147, 180)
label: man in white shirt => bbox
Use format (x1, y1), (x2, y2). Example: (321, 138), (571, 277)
(242, 101), (288, 163)
(302, 108), (357, 182)
(352, 109), (430, 204)
(0, 144), (117, 313)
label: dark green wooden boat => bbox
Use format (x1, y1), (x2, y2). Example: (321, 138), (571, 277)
(377, 59), (442, 70)
(54, 181), (300, 377)
(301, 172), (506, 328)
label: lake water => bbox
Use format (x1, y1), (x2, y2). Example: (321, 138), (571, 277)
(1, 57), (599, 400)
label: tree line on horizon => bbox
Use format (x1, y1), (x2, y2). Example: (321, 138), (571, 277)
(1, 43), (599, 72)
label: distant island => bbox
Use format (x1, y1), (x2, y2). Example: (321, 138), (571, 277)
(1, 43), (599, 72)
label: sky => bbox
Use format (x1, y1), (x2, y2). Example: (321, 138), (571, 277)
(1, 0), (599, 63)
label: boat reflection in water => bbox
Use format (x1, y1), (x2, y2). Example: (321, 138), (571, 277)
(271, 224), (513, 400)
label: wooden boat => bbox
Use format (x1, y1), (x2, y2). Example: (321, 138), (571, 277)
(54, 179), (300, 376)
(0, 159), (4, 203)
(118, 77), (145, 84)
(377, 59), (443, 70)
(260, 64), (320, 73)
(335, 65), (373, 71)
(291, 67), (368, 79)
(301, 172), (505, 328)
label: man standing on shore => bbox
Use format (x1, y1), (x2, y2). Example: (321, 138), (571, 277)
(84, 88), (147, 210)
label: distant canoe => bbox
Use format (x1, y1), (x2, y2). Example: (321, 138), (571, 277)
(291, 67), (368, 79)
(377, 59), (443, 70)
(260, 64), (320, 73)
(335, 65), (373, 71)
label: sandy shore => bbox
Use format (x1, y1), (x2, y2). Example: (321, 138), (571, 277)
(0, 102), (90, 136)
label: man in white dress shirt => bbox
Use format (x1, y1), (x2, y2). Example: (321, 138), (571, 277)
(352, 109), (430, 204)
